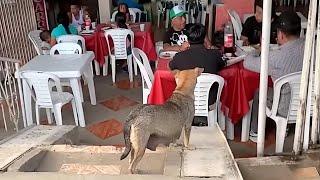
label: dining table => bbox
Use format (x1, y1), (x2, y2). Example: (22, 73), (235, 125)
(17, 51), (96, 127)
(81, 22), (157, 67)
(148, 57), (273, 125)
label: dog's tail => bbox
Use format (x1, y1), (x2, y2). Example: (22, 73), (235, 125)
(120, 122), (132, 160)
(120, 105), (146, 160)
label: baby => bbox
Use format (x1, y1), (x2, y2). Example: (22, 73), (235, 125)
(39, 30), (51, 55)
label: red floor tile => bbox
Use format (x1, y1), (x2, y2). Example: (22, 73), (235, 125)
(100, 95), (139, 111)
(87, 119), (123, 140)
(114, 79), (141, 90)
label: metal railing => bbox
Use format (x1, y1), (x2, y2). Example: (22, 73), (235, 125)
(0, 57), (22, 132)
(0, 0), (37, 134)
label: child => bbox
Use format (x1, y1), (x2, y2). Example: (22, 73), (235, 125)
(39, 30), (51, 55)
(115, 12), (132, 71)
(117, 3), (131, 23)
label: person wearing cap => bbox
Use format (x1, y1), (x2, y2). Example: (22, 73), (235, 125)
(163, 5), (212, 52)
(243, 11), (305, 142)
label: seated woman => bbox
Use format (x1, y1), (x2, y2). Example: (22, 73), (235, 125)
(50, 12), (78, 46)
(117, 3), (131, 23)
(114, 12), (132, 71)
(241, 0), (278, 45)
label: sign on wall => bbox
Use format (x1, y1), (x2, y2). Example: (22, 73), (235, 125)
(33, 0), (48, 30)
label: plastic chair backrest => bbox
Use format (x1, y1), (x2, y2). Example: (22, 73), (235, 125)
(104, 28), (134, 59)
(132, 48), (153, 90)
(20, 71), (62, 107)
(50, 42), (82, 55)
(270, 71), (314, 123)
(111, 9), (137, 22)
(129, 8), (142, 22)
(228, 10), (242, 40)
(194, 73), (224, 117)
(132, 48), (154, 80)
(28, 30), (43, 55)
(57, 35), (86, 52)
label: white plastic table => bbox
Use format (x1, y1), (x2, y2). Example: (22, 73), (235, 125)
(18, 52), (96, 127)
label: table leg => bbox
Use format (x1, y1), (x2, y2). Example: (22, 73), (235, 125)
(226, 118), (234, 140)
(83, 64), (97, 105)
(241, 101), (253, 142)
(70, 78), (86, 127)
(22, 79), (33, 126)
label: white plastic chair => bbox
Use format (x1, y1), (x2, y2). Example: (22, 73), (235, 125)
(49, 42), (84, 102)
(104, 28), (134, 83)
(227, 10), (242, 40)
(57, 35), (86, 52)
(20, 71), (78, 126)
(194, 73), (224, 127)
(111, 9), (137, 22)
(267, 72), (312, 153)
(28, 30), (44, 55)
(132, 48), (154, 104)
(50, 42), (82, 55)
(129, 8), (147, 22)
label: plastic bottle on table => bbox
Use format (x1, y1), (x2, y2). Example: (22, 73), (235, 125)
(224, 21), (234, 57)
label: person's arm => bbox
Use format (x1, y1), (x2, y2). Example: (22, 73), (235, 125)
(204, 36), (213, 49)
(50, 30), (57, 46)
(243, 50), (278, 74)
(163, 43), (181, 52)
(241, 18), (251, 46)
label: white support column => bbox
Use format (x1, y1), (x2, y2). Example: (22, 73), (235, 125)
(293, 0), (317, 155)
(98, 0), (112, 23)
(257, 0), (272, 157)
(311, 0), (320, 145)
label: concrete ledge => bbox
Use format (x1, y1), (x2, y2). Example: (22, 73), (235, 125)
(0, 125), (76, 171)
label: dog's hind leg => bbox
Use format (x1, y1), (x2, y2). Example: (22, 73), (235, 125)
(129, 148), (134, 165)
(183, 124), (192, 147)
(129, 128), (150, 174)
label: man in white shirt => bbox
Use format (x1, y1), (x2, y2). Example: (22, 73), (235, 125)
(70, 3), (84, 28)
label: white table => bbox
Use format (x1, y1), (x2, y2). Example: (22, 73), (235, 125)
(18, 52), (96, 127)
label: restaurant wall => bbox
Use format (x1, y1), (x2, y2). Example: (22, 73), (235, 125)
(0, 0), (37, 64)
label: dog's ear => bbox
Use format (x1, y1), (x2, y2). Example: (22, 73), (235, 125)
(195, 67), (204, 76)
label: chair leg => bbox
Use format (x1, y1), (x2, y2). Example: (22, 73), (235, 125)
(133, 58), (138, 76)
(275, 120), (288, 153)
(208, 110), (216, 127)
(35, 104), (40, 125)
(103, 56), (109, 76)
(241, 101), (253, 142)
(46, 108), (53, 124)
(53, 105), (63, 126)
(226, 118), (234, 140)
(71, 99), (79, 126)
(111, 56), (116, 83)
(94, 60), (100, 76)
(218, 103), (226, 130)
(157, 12), (161, 28)
(165, 9), (170, 29)
(78, 79), (84, 102)
(127, 55), (133, 82)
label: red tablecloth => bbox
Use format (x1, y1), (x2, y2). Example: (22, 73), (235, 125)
(148, 60), (273, 124)
(82, 22), (157, 66)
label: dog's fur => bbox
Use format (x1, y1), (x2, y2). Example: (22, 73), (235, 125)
(120, 67), (203, 174)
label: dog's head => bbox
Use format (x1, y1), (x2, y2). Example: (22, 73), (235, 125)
(172, 67), (204, 98)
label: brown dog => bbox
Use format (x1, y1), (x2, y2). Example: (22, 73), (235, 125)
(120, 67), (204, 174)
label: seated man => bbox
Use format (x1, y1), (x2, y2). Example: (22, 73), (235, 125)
(169, 23), (226, 125)
(241, 0), (278, 45)
(243, 11), (304, 142)
(163, 5), (212, 52)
